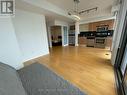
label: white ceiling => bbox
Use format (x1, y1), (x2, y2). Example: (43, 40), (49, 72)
(17, 0), (118, 24)
(46, 0), (117, 19)
(16, 0), (75, 23)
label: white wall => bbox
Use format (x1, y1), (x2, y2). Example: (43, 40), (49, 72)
(54, 20), (69, 26)
(12, 10), (49, 62)
(111, 0), (127, 65)
(0, 18), (23, 69)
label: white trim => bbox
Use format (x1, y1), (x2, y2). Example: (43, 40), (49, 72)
(63, 44), (69, 47)
(75, 44), (79, 46)
(23, 53), (49, 63)
(47, 26), (52, 48)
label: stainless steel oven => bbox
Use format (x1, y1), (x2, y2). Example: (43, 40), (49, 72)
(94, 37), (106, 48)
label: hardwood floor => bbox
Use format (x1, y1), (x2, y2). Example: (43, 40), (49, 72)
(25, 46), (116, 95)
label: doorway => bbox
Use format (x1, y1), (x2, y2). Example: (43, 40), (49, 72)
(49, 25), (69, 47)
(51, 26), (62, 46)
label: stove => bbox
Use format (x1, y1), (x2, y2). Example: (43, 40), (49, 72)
(94, 37), (106, 48)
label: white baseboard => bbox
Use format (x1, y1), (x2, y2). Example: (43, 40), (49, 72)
(23, 52), (49, 63)
(75, 44), (79, 46)
(63, 44), (69, 47)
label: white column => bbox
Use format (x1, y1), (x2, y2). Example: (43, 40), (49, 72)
(61, 26), (64, 47)
(47, 26), (52, 48)
(75, 21), (80, 46)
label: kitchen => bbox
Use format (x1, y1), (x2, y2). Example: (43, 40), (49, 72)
(78, 19), (114, 49)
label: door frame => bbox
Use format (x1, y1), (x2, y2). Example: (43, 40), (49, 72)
(114, 11), (127, 95)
